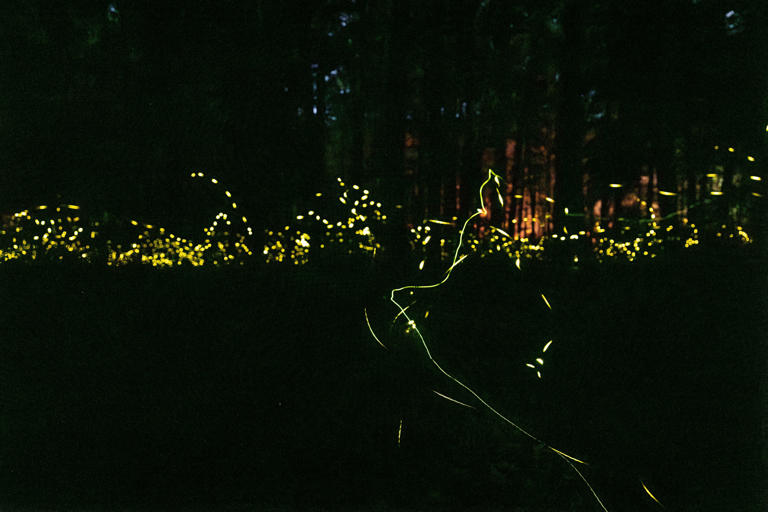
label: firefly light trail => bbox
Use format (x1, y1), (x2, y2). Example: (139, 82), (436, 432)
(369, 169), (609, 511)
(641, 480), (663, 507)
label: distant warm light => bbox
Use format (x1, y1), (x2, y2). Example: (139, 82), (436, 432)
(728, 147), (735, 152)
(706, 173), (718, 178)
(545, 196), (555, 203)
(609, 183), (622, 188)
(66, 204), (80, 210)
(750, 175), (762, 181)
(710, 191), (723, 196)
(747, 156), (755, 162)
(714, 145), (719, 150)
(564, 207), (569, 214)
(658, 190), (676, 196)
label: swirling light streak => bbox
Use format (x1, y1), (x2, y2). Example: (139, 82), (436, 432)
(372, 169), (609, 511)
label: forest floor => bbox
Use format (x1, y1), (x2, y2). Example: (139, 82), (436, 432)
(0, 245), (765, 511)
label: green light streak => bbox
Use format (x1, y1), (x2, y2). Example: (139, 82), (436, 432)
(374, 169), (609, 511)
(364, 308), (387, 350)
(432, 389), (475, 409)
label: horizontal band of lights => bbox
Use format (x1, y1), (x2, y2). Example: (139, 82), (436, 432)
(0, 173), (253, 266)
(1, 136), (758, 267)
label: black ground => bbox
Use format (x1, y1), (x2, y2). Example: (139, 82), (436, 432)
(1, 247), (765, 511)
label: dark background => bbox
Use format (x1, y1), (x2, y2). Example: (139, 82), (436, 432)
(1, 1), (767, 228)
(1, 1), (767, 510)
(1, 249), (765, 511)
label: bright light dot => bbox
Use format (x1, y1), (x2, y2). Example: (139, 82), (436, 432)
(747, 156), (755, 162)
(211, 178), (218, 184)
(609, 183), (622, 188)
(232, 203), (237, 209)
(418, 260), (425, 270)
(536, 358), (544, 365)
(750, 175), (762, 181)
(728, 147), (735, 152)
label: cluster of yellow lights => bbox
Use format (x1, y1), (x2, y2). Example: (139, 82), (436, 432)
(262, 227), (312, 265)
(714, 223), (752, 244)
(0, 172), (253, 266)
(0, 205), (93, 262)
(591, 207), (683, 263)
(407, 208), (749, 268)
(262, 177), (386, 264)
(409, 221), (548, 270)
